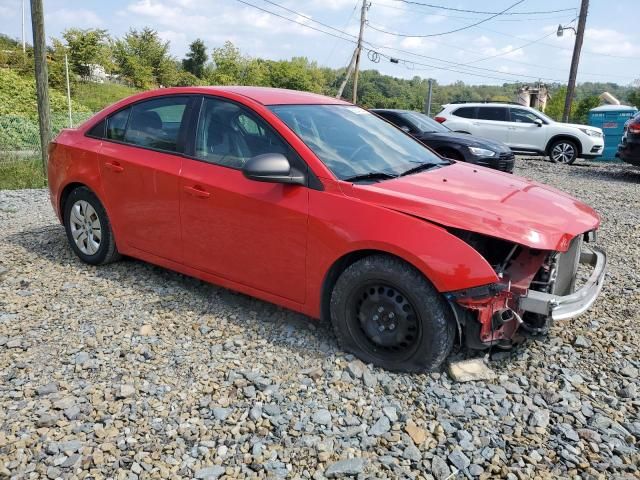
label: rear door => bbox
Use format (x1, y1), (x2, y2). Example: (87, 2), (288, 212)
(98, 95), (195, 263)
(507, 107), (548, 151)
(473, 106), (510, 143)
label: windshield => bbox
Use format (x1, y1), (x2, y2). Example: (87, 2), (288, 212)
(401, 111), (450, 133)
(533, 109), (554, 123)
(269, 105), (447, 180)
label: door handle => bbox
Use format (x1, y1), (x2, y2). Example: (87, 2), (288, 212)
(104, 161), (124, 173)
(183, 185), (210, 198)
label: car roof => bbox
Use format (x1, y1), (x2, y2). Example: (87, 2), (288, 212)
(445, 103), (523, 108)
(139, 86), (352, 106)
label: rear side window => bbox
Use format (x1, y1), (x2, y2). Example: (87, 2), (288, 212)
(106, 108), (130, 141)
(453, 107), (476, 119)
(123, 97), (189, 152)
(477, 106), (507, 122)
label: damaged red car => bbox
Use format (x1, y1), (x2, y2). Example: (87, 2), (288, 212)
(47, 87), (607, 372)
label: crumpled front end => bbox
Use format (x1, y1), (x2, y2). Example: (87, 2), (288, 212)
(445, 230), (607, 349)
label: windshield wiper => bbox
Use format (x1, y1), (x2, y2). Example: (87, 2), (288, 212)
(399, 162), (443, 177)
(343, 172), (398, 183)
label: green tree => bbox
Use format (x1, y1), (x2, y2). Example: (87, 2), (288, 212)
(113, 28), (176, 88)
(182, 39), (207, 78)
(628, 83), (640, 108)
(209, 41), (243, 84)
(60, 28), (112, 78)
(573, 95), (601, 124)
(543, 87), (576, 121)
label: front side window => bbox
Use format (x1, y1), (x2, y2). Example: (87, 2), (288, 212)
(123, 97), (189, 152)
(510, 108), (541, 124)
(270, 105), (447, 180)
(477, 107), (508, 122)
(195, 97), (289, 168)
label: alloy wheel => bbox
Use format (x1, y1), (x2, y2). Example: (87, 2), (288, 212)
(551, 142), (576, 163)
(69, 200), (102, 255)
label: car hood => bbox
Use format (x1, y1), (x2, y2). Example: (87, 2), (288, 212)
(420, 132), (511, 152)
(345, 162), (600, 252)
(553, 121), (603, 133)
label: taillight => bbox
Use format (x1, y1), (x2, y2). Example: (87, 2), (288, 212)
(434, 116), (446, 123)
(629, 122), (640, 134)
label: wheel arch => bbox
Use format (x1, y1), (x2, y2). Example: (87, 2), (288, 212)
(58, 181), (120, 245)
(321, 249), (396, 322)
(59, 182), (88, 216)
(546, 134), (582, 156)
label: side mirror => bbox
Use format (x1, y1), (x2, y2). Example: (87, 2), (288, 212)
(242, 153), (305, 185)
(534, 118), (543, 127)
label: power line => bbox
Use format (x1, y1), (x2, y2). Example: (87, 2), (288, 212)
(232, 0), (358, 43)
(230, 0), (622, 85)
(389, 0), (576, 16)
(460, 21), (640, 60)
(465, 30), (560, 64)
(323, 0), (360, 66)
(366, 42), (565, 82)
(260, 0), (359, 40)
(374, 2), (576, 22)
(365, 0), (524, 38)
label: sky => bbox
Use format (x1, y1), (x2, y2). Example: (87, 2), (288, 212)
(1, 0), (639, 86)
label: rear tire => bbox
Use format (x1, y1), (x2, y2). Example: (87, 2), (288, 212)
(330, 255), (455, 372)
(548, 139), (578, 164)
(63, 187), (120, 265)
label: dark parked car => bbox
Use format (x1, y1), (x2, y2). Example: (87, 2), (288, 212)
(617, 111), (640, 167)
(372, 109), (515, 173)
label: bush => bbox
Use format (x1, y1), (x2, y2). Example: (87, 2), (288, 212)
(0, 155), (46, 189)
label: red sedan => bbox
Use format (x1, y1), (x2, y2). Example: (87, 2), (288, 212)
(48, 87), (607, 372)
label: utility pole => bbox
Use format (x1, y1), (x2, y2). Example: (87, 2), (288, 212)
(335, 0), (368, 101)
(21, 0), (26, 53)
(425, 78), (433, 116)
(562, 0), (588, 123)
(351, 0), (368, 104)
(30, 0), (51, 176)
(335, 49), (357, 99)
(65, 54), (73, 128)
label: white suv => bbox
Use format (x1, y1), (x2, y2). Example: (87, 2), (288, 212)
(435, 102), (604, 164)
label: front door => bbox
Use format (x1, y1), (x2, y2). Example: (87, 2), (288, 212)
(507, 107), (549, 151)
(98, 96), (193, 263)
(180, 96), (309, 303)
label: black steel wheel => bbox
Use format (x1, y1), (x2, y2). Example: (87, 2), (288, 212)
(330, 255), (455, 372)
(352, 283), (421, 362)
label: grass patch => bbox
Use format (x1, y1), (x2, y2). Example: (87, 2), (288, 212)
(0, 155), (46, 189)
(72, 82), (139, 112)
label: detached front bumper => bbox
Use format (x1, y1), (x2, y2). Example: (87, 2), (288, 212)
(518, 245), (607, 321)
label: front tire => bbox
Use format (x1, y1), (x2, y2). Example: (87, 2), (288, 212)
(330, 255), (455, 372)
(549, 139), (578, 164)
(63, 187), (120, 265)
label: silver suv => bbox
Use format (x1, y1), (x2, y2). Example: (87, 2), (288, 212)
(435, 102), (604, 164)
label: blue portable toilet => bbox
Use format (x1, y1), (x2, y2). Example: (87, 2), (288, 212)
(588, 104), (638, 160)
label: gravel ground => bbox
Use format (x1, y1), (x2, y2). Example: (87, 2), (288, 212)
(0, 157), (639, 480)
